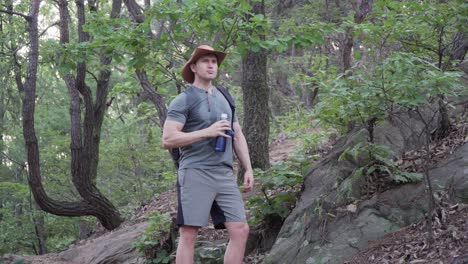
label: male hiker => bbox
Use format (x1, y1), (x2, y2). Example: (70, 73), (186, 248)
(162, 45), (254, 264)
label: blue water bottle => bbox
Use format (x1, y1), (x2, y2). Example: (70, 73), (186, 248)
(215, 113), (229, 152)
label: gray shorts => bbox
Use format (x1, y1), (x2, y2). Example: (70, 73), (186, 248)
(176, 167), (247, 229)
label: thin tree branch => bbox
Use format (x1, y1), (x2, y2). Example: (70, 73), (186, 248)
(1, 22), (60, 56)
(0, 151), (25, 167)
(400, 39), (439, 54)
(39, 21), (60, 39)
(0, 9), (32, 21)
(86, 69), (99, 84)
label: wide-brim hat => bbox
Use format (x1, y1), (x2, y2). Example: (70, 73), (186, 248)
(181, 45), (227, 83)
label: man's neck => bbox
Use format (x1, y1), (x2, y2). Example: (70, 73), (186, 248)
(192, 80), (214, 92)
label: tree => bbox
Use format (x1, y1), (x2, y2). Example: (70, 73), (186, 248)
(241, 0), (270, 173)
(0, 1), (50, 254)
(7, 0), (124, 231)
(338, 0), (373, 74)
(368, 0), (467, 137)
(122, 0), (169, 128)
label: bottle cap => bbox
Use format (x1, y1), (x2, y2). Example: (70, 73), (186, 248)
(220, 113), (228, 120)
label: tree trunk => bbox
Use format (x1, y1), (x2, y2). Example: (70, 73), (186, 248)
(448, 32), (467, 63)
(135, 69), (168, 128)
(338, 0), (373, 74)
(18, 0), (124, 231)
(123, 0), (145, 23)
(342, 26), (354, 73)
(123, 0), (169, 129)
(433, 28), (467, 138)
(0, 13), (5, 158)
(78, 216), (93, 239)
(64, 0), (124, 229)
(241, 0), (270, 174)
(0, 73), (4, 163)
(33, 208), (48, 255)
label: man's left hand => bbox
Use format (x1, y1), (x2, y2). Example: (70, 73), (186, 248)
(243, 170), (254, 193)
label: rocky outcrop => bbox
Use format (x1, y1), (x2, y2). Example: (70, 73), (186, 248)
(264, 111), (467, 264)
(1, 221), (149, 264)
(58, 221), (148, 264)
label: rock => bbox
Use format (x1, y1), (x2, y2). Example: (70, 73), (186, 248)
(246, 213), (284, 255)
(459, 59), (468, 74)
(264, 109), (467, 264)
(1, 254), (25, 264)
(58, 221), (149, 264)
(194, 239), (228, 264)
(451, 253), (468, 264)
(430, 143), (468, 202)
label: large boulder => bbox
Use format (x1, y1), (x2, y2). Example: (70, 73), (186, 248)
(264, 111), (467, 263)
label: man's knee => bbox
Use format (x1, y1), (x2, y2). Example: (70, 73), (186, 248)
(228, 222), (249, 239)
(179, 226), (199, 244)
(238, 223), (249, 238)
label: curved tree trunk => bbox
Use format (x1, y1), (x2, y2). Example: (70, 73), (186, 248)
(22, 0), (93, 219)
(241, 0), (270, 174)
(19, 0), (124, 230)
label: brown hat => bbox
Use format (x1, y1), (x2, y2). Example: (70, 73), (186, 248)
(181, 45), (227, 83)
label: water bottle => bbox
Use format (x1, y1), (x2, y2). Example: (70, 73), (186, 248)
(215, 113), (229, 152)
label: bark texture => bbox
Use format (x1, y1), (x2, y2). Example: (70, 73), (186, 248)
(241, 0), (270, 171)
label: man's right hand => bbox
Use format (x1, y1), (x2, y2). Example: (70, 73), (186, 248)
(204, 120), (231, 138)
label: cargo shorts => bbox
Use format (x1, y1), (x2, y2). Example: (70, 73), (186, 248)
(176, 167), (247, 229)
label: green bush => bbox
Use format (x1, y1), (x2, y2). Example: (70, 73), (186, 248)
(314, 52), (462, 133)
(248, 160), (305, 226)
(133, 212), (173, 264)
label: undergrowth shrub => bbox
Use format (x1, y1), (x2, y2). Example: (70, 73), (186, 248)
(133, 212), (173, 264)
(337, 142), (423, 199)
(252, 108), (332, 227)
(247, 155), (310, 226)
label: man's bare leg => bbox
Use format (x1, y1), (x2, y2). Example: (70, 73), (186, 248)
(224, 222), (250, 264)
(176, 226), (199, 264)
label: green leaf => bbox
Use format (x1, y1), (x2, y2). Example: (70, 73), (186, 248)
(354, 50), (362, 60)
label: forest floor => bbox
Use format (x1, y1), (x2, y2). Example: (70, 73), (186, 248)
(7, 119), (468, 264)
(10, 132), (300, 264)
(345, 120), (468, 264)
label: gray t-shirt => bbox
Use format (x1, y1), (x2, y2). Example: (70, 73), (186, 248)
(166, 86), (236, 169)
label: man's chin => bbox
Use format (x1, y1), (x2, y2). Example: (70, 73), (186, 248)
(202, 75), (216, 81)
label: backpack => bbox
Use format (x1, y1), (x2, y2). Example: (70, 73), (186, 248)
(169, 86), (236, 169)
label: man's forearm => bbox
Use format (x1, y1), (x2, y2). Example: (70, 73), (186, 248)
(233, 131), (253, 172)
(163, 129), (209, 149)
(163, 119), (231, 149)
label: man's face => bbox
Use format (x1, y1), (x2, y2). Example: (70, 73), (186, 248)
(190, 54), (218, 82)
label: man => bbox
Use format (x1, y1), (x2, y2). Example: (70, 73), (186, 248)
(162, 45), (254, 264)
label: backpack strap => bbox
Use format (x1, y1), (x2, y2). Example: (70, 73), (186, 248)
(216, 86), (236, 130)
(170, 148), (181, 169)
